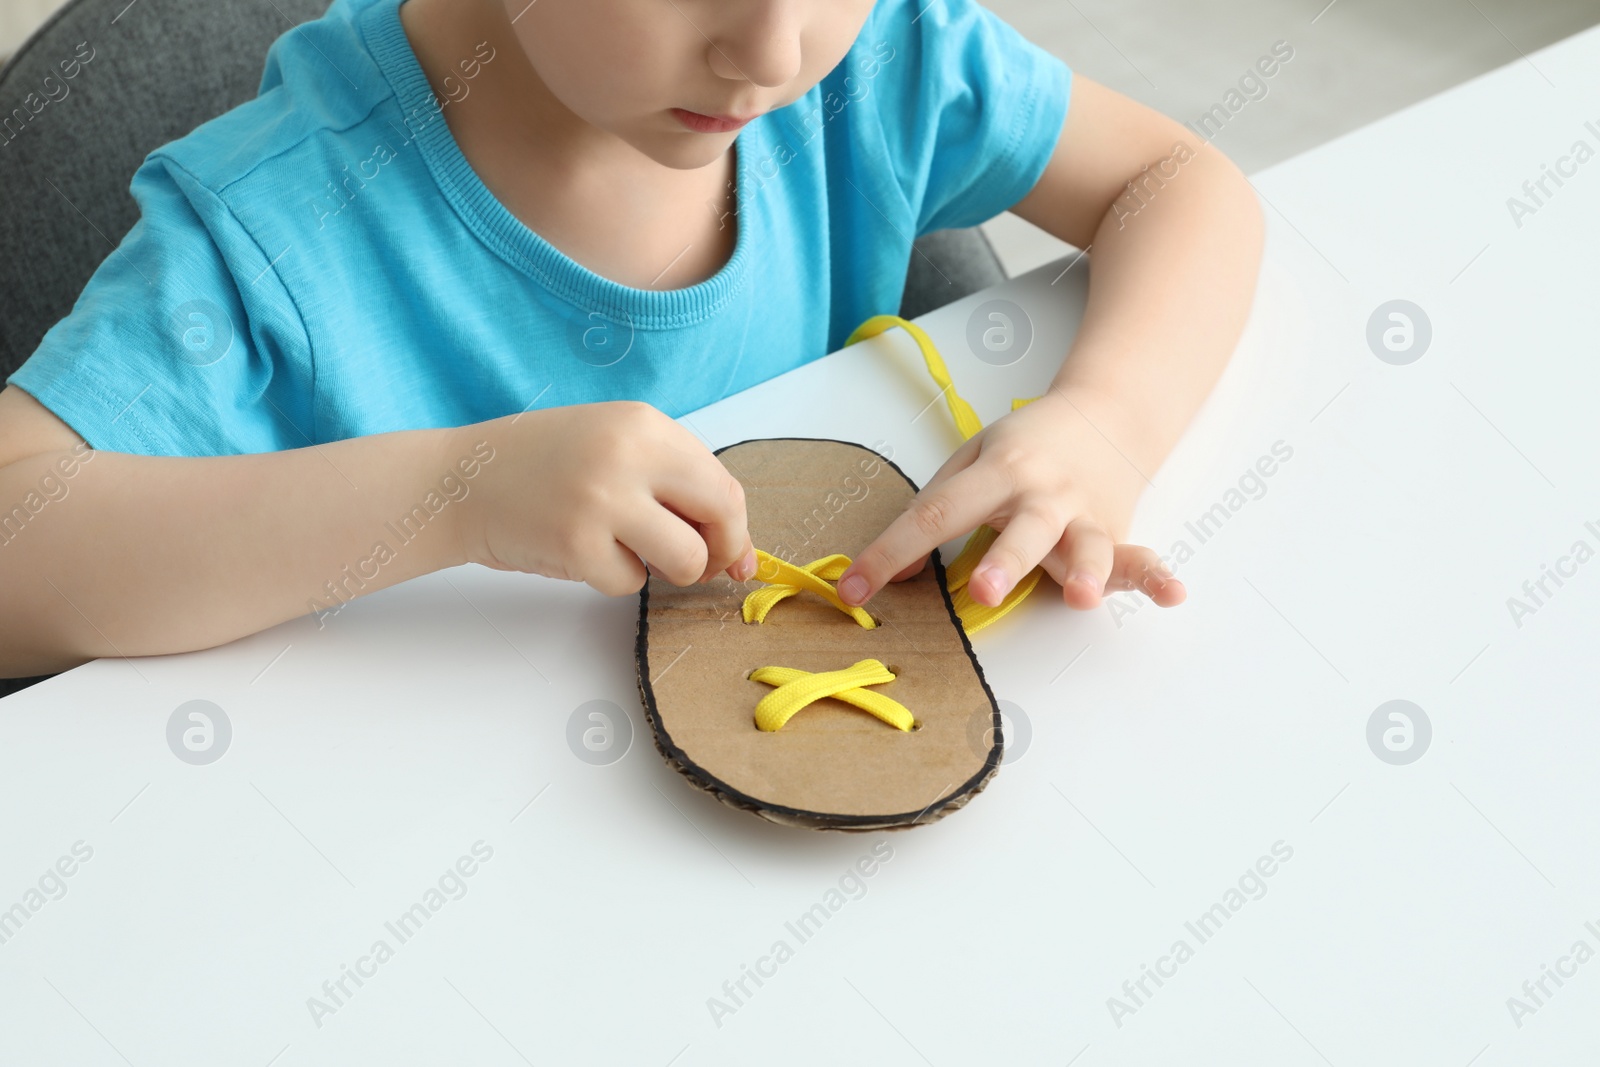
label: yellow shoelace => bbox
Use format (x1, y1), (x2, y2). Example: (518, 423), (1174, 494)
(844, 314), (1043, 636)
(743, 552), (876, 629)
(739, 314), (1042, 732)
(750, 659), (915, 733)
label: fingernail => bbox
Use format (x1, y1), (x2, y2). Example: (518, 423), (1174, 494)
(737, 549), (757, 581)
(976, 565), (1012, 600)
(1071, 570), (1102, 594)
(1151, 560), (1175, 581)
(838, 574), (869, 605)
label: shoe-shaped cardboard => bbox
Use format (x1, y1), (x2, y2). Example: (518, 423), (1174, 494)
(636, 438), (1004, 831)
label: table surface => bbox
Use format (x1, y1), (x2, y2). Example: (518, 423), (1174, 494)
(5, 24), (1600, 1067)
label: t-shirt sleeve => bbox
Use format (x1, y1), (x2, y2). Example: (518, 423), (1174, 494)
(5, 153), (313, 457)
(866, 0), (1072, 237)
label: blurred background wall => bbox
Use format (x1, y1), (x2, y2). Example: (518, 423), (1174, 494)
(981, 0), (1600, 271)
(4, 0), (1599, 272)
(0, 0), (71, 63)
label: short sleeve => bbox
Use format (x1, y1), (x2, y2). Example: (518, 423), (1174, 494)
(866, 0), (1072, 237)
(6, 154), (313, 457)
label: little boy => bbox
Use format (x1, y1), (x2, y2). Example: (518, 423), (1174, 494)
(0, 0), (1262, 678)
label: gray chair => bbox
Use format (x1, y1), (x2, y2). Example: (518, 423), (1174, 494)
(0, 0), (334, 375)
(0, 0), (1005, 697)
(898, 225), (1007, 320)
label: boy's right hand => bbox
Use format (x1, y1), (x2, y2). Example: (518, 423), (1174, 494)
(455, 401), (757, 595)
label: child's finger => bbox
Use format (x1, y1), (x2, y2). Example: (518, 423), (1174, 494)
(617, 507), (710, 587)
(878, 437), (983, 585)
(889, 556), (930, 583)
(686, 520), (755, 584)
(1106, 544), (1186, 606)
(923, 433), (984, 485)
(655, 453), (750, 582)
(969, 508), (1065, 607)
(836, 464), (1001, 606)
(581, 539), (651, 597)
(719, 536), (758, 584)
(1056, 518), (1115, 609)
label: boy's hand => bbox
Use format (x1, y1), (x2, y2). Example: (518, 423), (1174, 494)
(457, 401), (757, 595)
(836, 388), (1185, 611)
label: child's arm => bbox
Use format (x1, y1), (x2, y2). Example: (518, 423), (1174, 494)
(0, 387), (754, 678)
(839, 75), (1264, 611)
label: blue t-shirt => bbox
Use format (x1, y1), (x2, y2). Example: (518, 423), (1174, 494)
(7, 0), (1070, 456)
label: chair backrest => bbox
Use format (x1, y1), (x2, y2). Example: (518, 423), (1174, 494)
(0, 0), (330, 378)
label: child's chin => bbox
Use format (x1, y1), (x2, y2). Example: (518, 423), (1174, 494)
(632, 130), (736, 172)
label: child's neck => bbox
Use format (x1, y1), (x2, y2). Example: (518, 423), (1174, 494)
(399, 0), (738, 290)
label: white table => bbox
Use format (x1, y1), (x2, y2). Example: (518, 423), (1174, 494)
(5, 24), (1600, 1067)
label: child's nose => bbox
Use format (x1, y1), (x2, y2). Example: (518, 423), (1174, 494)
(705, 5), (803, 88)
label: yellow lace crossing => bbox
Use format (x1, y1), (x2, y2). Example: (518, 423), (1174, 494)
(737, 315), (1041, 732)
(750, 659), (914, 733)
(743, 551), (876, 629)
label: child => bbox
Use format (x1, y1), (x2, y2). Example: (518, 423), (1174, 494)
(0, 0), (1261, 679)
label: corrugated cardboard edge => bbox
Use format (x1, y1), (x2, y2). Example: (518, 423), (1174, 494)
(635, 438), (1004, 832)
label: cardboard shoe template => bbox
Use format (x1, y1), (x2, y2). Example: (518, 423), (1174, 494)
(636, 437), (1004, 832)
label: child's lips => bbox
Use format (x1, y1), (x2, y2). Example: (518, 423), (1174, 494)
(670, 107), (755, 134)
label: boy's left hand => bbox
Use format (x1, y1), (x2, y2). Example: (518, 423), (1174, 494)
(835, 386), (1186, 611)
